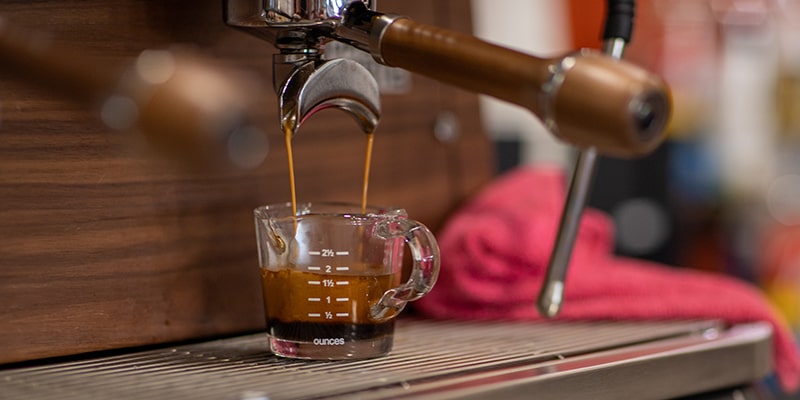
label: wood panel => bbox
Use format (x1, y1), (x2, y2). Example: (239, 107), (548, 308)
(0, 0), (494, 363)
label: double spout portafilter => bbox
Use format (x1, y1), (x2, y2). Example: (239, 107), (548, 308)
(224, 0), (670, 156)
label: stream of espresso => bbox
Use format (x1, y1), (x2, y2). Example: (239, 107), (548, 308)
(283, 121), (298, 218)
(361, 132), (374, 214)
(284, 123), (375, 217)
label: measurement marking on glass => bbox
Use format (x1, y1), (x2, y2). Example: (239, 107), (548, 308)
(335, 281), (349, 286)
(308, 298), (321, 302)
(308, 280), (321, 285)
(308, 251), (321, 256)
(308, 313), (321, 318)
(335, 251), (349, 256)
(335, 313), (350, 317)
(335, 266), (349, 271)
(336, 298), (349, 302)
(307, 266), (321, 271)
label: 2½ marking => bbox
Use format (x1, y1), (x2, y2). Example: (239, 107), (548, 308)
(309, 250), (349, 257)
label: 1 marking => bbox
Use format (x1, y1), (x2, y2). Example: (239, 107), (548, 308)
(336, 298), (349, 302)
(308, 298), (321, 302)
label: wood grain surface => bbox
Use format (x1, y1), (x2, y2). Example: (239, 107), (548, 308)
(0, 0), (493, 363)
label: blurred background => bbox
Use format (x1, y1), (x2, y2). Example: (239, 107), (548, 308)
(472, 0), (800, 339)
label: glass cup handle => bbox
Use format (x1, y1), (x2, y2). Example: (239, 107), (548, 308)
(371, 218), (441, 321)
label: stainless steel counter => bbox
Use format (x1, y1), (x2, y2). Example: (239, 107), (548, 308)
(0, 319), (772, 399)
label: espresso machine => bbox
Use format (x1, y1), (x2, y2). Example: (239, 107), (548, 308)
(222, 0), (673, 317)
(0, 1), (775, 398)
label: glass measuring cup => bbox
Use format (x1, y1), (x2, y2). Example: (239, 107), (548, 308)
(254, 201), (440, 360)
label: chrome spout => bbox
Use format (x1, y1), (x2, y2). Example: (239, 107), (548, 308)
(275, 53), (380, 135)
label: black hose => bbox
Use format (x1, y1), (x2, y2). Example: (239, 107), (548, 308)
(603, 0), (635, 42)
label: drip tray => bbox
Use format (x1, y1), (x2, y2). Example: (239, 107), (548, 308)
(0, 319), (772, 399)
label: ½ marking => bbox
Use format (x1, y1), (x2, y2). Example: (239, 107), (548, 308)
(308, 313), (321, 318)
(335, 313), (350, 317)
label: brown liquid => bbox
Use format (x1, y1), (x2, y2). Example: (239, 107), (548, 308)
(283, 120), (375, 216)
(361, 132), (374, 214)
(261, 267), (397, 342)
(283, 121), (298, 217)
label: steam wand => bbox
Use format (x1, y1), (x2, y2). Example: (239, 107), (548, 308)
(537, 0), (637, 317)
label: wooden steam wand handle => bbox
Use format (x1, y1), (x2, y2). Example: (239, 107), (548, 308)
(376, 18), (671, 158)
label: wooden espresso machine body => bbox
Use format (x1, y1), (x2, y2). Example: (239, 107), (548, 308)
(0, 0), (494, 364)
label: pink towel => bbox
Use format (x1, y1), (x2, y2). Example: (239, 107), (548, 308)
(415, 166), (800, 393)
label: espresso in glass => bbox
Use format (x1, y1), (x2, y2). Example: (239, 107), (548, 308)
(261, 267), (398, 358)
(254, 202), (440, 360)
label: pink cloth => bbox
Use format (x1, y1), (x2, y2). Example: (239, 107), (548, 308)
(415, 166), (800, 393)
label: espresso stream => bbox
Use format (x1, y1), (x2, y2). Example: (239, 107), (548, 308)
(283, 123), (375, 215)
(267, 124), (383, 345)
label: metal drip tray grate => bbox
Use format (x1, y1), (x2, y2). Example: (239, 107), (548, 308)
(0, 319), (772, 400)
